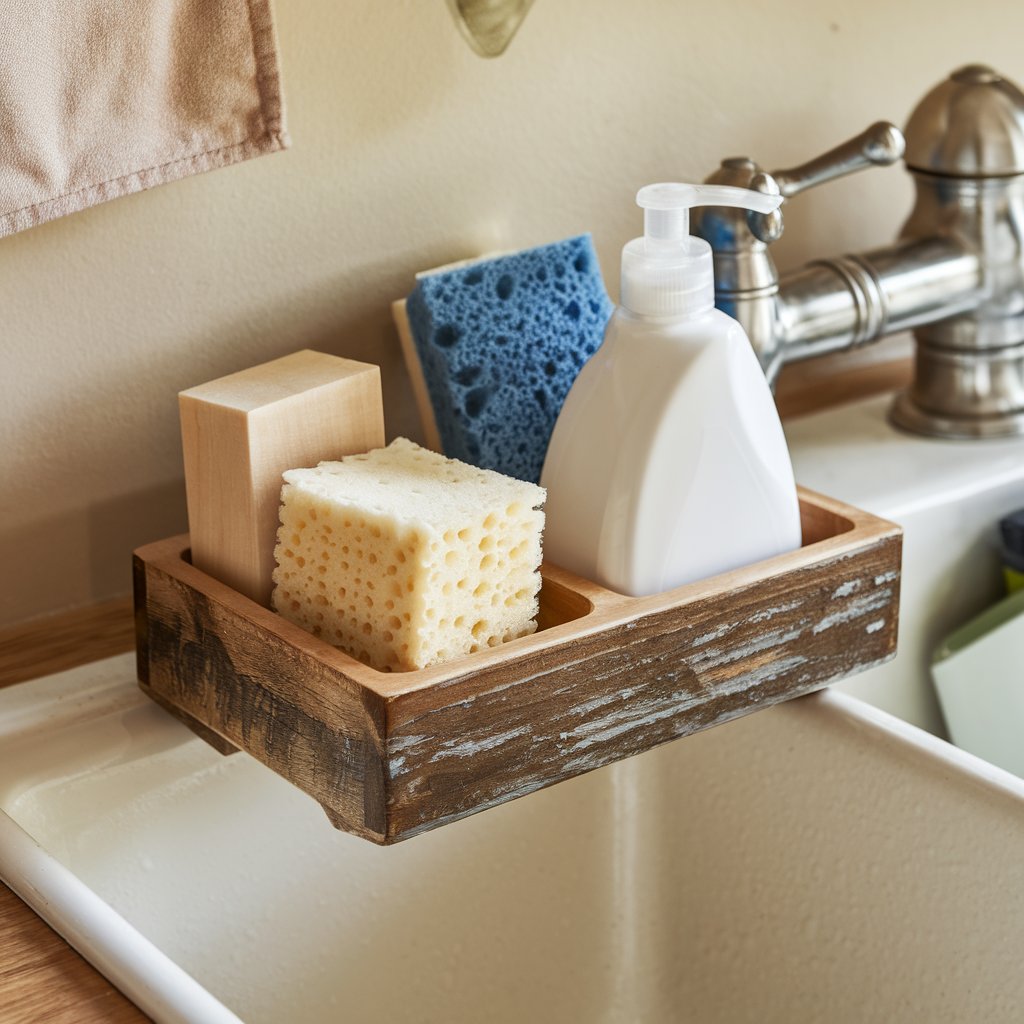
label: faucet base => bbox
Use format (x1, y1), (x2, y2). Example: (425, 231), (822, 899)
(888, 339), (1024, 439)
(889, 390), (1024, 440)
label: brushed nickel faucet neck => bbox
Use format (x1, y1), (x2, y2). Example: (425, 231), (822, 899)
(694, 65), (1024, 439)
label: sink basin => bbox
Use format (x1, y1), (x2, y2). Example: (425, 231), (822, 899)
(787, 394), (1024, 738)
(3, 393), (1024, 1023)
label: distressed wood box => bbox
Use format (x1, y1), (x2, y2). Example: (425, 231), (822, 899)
(134, 487), (901, 845)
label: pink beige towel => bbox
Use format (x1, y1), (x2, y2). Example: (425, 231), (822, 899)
(0, 0), (288, 237)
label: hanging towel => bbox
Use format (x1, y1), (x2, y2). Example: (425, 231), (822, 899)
(0, 0), (288, 238)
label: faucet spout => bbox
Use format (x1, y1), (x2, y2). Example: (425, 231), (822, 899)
(774, 237), (983, 380)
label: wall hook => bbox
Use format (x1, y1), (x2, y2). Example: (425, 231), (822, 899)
(446, 0), (534, 58)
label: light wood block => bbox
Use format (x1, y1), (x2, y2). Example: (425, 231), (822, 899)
(135, 487), (901, 845)
(178, 350), (385, 608)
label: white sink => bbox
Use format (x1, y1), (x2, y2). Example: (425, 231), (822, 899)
(787, 394), (1024, 738)
(3, 393), (1024, 1023)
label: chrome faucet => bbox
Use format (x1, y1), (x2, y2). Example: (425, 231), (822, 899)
(693, 64), (1024, 439)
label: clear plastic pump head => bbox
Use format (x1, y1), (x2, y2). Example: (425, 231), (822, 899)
(620, 182), (784, 318)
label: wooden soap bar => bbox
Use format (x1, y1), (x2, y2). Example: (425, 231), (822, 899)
(179, 350), (385, 607)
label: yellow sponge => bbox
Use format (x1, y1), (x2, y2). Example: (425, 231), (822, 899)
(272, 438), (545, 671)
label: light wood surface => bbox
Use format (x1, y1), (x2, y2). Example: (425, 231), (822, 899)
(776, 355), (913, 419)
(0, 597), (135, 691)
(179, 349), (385, 608)
(0, 884), (148, 1024)
(136, 488), (901, 844)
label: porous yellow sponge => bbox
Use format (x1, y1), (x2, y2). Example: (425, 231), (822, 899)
(272, 438), (545, 671)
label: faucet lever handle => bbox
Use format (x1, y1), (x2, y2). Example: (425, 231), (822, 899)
(747, 121), (905, 243)
(770, 121), (905, 198)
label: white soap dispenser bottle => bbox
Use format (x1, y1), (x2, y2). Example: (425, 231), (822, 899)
(540, 182), (802, 597)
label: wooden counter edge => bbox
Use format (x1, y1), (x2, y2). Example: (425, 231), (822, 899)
(775, 354), (912, 420)
(0, 884), (149, 1023)
(0, 596), (136, 691)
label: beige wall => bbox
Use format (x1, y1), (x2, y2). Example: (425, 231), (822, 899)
(0, 0), (1018, 627)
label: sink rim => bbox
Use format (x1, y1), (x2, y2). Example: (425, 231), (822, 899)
(815, 687), (1024, 808)
(0, 804), (243, 1024)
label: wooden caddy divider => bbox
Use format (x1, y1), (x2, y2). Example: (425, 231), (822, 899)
(134, 487), (901, 845)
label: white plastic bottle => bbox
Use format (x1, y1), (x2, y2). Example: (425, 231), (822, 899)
(540, 182), (802, 597)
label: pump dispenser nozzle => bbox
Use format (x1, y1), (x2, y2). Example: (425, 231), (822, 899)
(621, 182), (784, 318)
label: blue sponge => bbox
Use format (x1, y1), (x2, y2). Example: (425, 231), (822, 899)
(406, 234), (613, 483)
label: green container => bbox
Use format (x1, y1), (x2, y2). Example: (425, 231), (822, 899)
(1000, 507), (1024, 595)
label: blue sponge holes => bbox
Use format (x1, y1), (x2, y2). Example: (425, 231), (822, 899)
(433, 323), (460, 348)
(406, 234), (613, 483)
(495, 274), (515, 301)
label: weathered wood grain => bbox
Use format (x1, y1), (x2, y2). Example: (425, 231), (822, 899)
(137, 549), (390, 842)
(135, 488), (902, 844)
(384, 534), (900, 838)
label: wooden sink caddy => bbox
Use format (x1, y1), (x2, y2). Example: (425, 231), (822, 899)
(134, 487), (901, 844)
